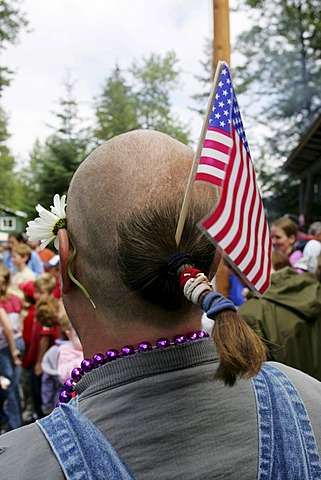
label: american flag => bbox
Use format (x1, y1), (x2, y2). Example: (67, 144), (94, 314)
(196, 63), (271, 294)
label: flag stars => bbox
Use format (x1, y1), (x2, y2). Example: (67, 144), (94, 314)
(219, 121), (226, 127)
(215, 112), (221, 119)
(223, 110), (229, 116)
(222, 90), (228, 96)
(219, 101), (224, 108)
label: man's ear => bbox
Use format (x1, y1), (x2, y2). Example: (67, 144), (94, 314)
(58, 229), (73, 295)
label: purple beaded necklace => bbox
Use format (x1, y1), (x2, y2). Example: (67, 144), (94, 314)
(57, 330), (210, 406)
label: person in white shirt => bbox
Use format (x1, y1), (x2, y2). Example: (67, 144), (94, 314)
(295, 221), (321, 273)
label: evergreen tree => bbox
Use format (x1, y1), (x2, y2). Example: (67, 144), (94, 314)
(94, 66), (138, 143)
(190, 39), (213, 116)
(234, 0), (321, 159)
(0, 106), (16, 205)
(131, 51), (190, 143)
(24, 77), (92, 209)
(95, 52), (190, 145)
(0, 0), (29, 211)
(0, 0), (29, 94)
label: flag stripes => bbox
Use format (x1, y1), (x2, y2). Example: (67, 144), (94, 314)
(196, 64), (272, 294)
(196, 127), (233, 187)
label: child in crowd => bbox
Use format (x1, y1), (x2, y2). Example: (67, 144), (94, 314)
(41, 312), (83, 415)
(44, 255), (61, 299)
(26, 273), (62, 420)
(18, 281), (36, 423)
(0, 266), (24, 431)
(10, 244), (35, 296)
(3, 232), (44, 277)
(0, 307), (22, 432)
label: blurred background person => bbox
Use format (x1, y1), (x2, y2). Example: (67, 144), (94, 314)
(0, 306), (22, 432)
(295, 221), (321, 274)
(270, 216), (303, 269)
(44, 255), (61, 299)
(27, 240), (55, 273)
(41, 313), (83, 415)
(3, 233), (44, 277)
(238, 251), (321, 381)
(26, 274), (61, 420)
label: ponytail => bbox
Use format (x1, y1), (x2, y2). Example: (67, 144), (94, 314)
(176, 262), (266, 386)
(116, 199), (266, 385)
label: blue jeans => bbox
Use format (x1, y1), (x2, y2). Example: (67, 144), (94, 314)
(0, 337), (24, 430)
(252, 363), (321, 479)
(37, 398), (136, 480)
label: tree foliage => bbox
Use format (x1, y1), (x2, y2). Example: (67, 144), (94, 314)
(0, 106), (16, 205)
(95, 51), (190, 145)
(0, 0), (29, 94)
(234, 0), (321, 159)
(24, 77), (92, 210)
(94, 66), (139, 142)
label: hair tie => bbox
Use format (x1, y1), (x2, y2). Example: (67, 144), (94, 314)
(179, 268), (213, 304)
(167, 253), (194, 276)
(202, 292), (237, 319)
(179, 268), (202, 290)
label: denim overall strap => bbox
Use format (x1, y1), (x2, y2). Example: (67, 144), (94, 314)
(252, 363), (321, 480)
(36, 399), (136, 480)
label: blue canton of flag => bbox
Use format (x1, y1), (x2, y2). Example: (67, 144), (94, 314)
(196, 67), (250, 186)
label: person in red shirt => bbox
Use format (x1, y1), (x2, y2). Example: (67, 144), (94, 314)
(0, 266), (23, 431)
(26, 274), (61, 420)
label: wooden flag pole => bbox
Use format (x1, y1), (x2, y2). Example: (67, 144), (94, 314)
(175, 60), (225, 246)
(213, 0), (230, 75)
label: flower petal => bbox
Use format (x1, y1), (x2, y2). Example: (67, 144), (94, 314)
(39, 210), (57, 222)
(54, 237), (60, 250)
(26, 194), (67, 250)
(51, 194), (67, 218)
(40, 237), (55, 250)
(35, 204), (46, 214)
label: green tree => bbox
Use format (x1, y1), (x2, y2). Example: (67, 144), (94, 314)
(190, 39), (213, 116)
(95, 52), (190, 145)
(234, 0), (321, 159)
(0, 106), (16, 205)
(24, 77), (93, 209)
(0, 0), (29, 212)
(94, 66), (139, 143)
(0, 0), (29, 94)
(131, 51), (190, 143)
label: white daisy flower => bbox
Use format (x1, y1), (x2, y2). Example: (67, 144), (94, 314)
(26, 194), (67, 250)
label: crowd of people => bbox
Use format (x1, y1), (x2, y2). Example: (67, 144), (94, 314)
(0, 234), (83, 432)
(0, 130), (320, 478)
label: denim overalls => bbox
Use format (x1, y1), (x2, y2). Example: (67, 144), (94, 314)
(38, 363), (321, 479)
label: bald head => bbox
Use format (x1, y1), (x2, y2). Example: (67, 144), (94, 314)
(66, 130), (218, 317)
(69, 130), (194, 229)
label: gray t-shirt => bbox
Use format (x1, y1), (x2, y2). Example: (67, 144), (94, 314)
(0, 338), (320, 479)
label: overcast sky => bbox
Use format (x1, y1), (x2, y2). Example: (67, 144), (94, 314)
(2, 0), (247, 164)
